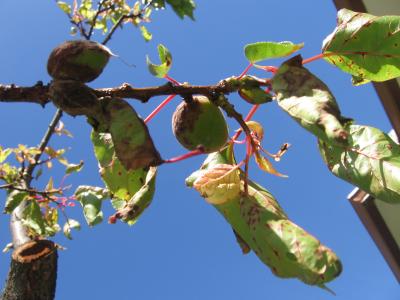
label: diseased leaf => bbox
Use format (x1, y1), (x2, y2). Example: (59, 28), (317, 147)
(91, 131), (158, 225)
(187, 149), (342, 288)
(319, 124), (400, 204)
(111, 167), (157, 225)
(75, 186), (109, 226)
(146, 44), (172, 78)
(63, 219), (81, 240)
(4, 190), (28, 214)
(322, 9), (400, 84)
(244, 41), (304, 63)
(271, 55), (350, 146)
(193, 164), (240, 204)
(254, 152), (287, 178)
(101, 98), (162, 170)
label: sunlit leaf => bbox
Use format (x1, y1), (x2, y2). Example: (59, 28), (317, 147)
(4, 190), (28, 214)
(91, 131), (158, 225)
(187, 149), (342, 288)
(244, 41), (304, 63)
(146, 44), (172, 78)
(246, 120), (264, 141)
(319, 124), (400, 204)
(140, 25), (152, 42)
(63, 219), (81, 240)
(322, 9), (400, 84)
(57, 1), (72, 14)
(271, 55), (350, 146)
(66, 160), (84, 174)
(149, 0), (195, 19)
(193, 164), (240, 204)
(74, 186), (109, 226)
(22, 201), (46, 236)
(254, 152), (287, 178)
(0, 147), (12, 163)
(46, 177), (54, 191)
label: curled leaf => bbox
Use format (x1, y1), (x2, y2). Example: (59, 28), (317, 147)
(63, 219), (81, 240)
(272, 55), (350, 146)
(74, 186), (109, 226)
(254, 152), (287, 178)
(319, 124), (400, 204)
(187, 149), (342, 288)
(102, 98), (162, 170)
(193, 164), (240, 204)
(146, 44), (172, 78)
(4, 190), (28, 214)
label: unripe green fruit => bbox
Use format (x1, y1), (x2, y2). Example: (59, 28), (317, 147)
(172, 96), (229, 153)
(47, 40), (112, 82)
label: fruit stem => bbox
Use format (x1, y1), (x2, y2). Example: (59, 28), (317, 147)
(237, 63), (253, 79)
(230, 104), (260, 142)
(302, 53), (325, 64)
(254, 65), (278, 74)
(163, 148), (204, 163)
(144, 94), (177, 123)
(164, 74), (181, 85)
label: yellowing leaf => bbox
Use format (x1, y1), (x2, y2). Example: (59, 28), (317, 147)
(254, 152), (287, 178)
(193, 164), (240, 204)
(246, 120), (264, 141)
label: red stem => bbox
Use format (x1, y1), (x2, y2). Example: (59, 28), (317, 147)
(302, 53), (325, 65)
(254, 65), (278, 74)
(144, 94), (176, 123)
(230, 104), (260, 142)
(237, 63), (253, 79)
(164, 74), (181, 85)
(164, 149), (204, 163)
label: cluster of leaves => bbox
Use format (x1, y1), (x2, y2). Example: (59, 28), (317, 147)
(57, 0), (195, 41)
(1, 124), (85, 242)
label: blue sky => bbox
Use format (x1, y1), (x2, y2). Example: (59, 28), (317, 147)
(0, 1), (399, 299)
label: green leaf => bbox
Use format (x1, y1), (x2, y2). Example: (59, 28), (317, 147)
(0, 147), (12, 163)
(150, 0), (195, 19)
(187, 150), (342, 288)
(319, 124), (400, 204)
(100, 98), (162, 170)
(322, 9), (400, 84)
(75, 186), (109, 226)
(244, 41), (304, 63)
(65, 160), (84, 174)
(4, 190), (28, 214)
(57, 1), (72, 14)
(146, 44), (172, 78)
(22, 201), (46, 236)
(271, 55), (350, 146)
(91, 131), (158, 225)
(63, 219), (81, 240)
(113, 167), (157, 225)
(140, 25), (152, 42)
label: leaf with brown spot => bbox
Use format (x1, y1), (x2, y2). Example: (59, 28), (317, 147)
(323, 8), (400, 83)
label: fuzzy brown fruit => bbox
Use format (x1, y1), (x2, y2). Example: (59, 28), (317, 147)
(49, 79), (102, 118)
(47, 40), (112, 82)
(172, 96), (229, 153)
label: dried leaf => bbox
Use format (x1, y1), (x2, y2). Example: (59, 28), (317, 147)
(254, 152), (287, 178)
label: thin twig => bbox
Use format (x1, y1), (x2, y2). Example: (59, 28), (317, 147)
(24, 109), (63, 182)
(87, 0), (108, 39)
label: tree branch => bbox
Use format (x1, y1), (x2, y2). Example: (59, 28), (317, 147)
(0, 76), (269, 105)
